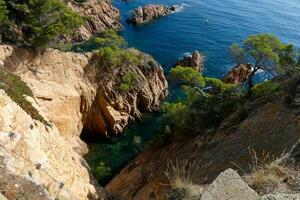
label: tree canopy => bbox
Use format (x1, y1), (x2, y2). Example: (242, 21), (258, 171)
(0, 0), (8, 23)
(0, 0), (84, 47)
(230, 34), (286, 90)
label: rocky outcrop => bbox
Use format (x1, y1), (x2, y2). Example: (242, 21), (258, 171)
(175, 50), (203, 71)
(127, 5), (176, 25)
(0, 45), (167, 199)
(200, 169), (259, 200)
(223, 63), (253, 84)
(67, 0), (122, 42)
(106, 95), (300, 199)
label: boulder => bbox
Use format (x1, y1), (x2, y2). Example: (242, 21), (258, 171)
(128, 4), (176, 25)
(67, 0), (122, 42)
(200, 169), (260, 200)
(223, 63), (253, 85)
(175, 50), (203, 71)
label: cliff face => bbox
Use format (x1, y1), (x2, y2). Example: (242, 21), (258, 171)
(106, 95), (300, 199)
(67, 0), (122, 42)
(0, 45), (167, 199)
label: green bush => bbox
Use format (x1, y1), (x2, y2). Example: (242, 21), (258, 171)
(205, 77), (236, 93)
(1, 0), (84, 47)
(118, 72), (138, 93)
(169, 66), (205, 87)
(0, 0), (8, 23)
(251, 80), (280, 97)
(0, 69), (50, 126)
(163, 101), (186, 126)
(95, 30), (126, 47)
(92, 162), (111, 181)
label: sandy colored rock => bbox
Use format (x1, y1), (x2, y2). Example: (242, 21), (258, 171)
(175, 50), (203, 71)
(67, 0), (122, 42)
(260, 193), (300, 200)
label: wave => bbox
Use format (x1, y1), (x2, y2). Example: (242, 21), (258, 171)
(172, 3), (188, 13)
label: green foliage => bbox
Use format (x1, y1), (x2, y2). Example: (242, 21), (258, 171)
(169, 66), (205, 87)
(230, 34), (286, 91)
(0, 0), (8, 23)
(251, 80), (280, 98)
(98, 45), (122, 67)
(163, 101), (186, 126)
(279, 44), (300, 75)
(205, 77), (236, 93)
(92, 162), (111, 181)
(0, 68), (50, 126)
(2, 0), (84, 47)
(118, 72), (138, 93)
(95, 30), (126, 47)
(98, 46), (141, 68)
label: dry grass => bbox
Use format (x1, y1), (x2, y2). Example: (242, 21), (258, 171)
(244, 149), (300, 195)
(164, 160), (206, 200)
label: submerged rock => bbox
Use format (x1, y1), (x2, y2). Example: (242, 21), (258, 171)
(223, 63), (253, 85)
(175, 50), (203, 71)
(128, 4), (176, 25)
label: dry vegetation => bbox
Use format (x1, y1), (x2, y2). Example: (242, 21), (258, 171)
(243, 150), (300, 195)
(164, 160), (206, 200)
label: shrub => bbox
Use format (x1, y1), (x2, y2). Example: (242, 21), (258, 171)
(98, 45), (122, 67)
(0, 68), (50, 126)
(118, 72), (138, 93)
(205, 77), (236, 93)
(95, 30), (126, 48)
(169, 66), (205, 87)
(165, 160), (204, 200)
(2, 0), (84, 47)
(0, 0), (8, 23)
(92, 162), (111, 181)
(163, 101), (186, 127)
(251, 80), (280, 97)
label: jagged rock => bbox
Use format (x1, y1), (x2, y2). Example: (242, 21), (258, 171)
(223, 63), (253, 84)
(0, 44), (167, 199)
(128, 4), (176, 24)
(200, 169), (260, 200)
(67, 0), (122, 42)
(106, 95), (300, 199)
(175, 50), (203, 71)
(260, 193), (300, 200)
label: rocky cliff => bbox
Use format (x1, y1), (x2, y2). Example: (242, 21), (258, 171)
(0, 44), (167, 199)
(128, 5), (176, 25)
(106, 93), (300, 199)
(175, 50), (203, 72)
(67, 0), (122, 42)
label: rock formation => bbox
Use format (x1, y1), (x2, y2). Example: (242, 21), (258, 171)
(106, 94), (300, 199)
(175, 50), (203, 71)
(67, 0), (122, 42)
(223, 63), (253, 85)
(0, 44), (167, 199)
(127, 5), (176, 25)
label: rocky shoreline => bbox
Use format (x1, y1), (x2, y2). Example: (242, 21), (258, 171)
(127, 4), (177, 25)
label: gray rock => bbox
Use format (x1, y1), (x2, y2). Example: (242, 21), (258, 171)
(200, 169), (260, 200)
(260, 194), (300, 200)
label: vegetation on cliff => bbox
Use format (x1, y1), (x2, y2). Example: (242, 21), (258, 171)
(0, 0), (84, 47)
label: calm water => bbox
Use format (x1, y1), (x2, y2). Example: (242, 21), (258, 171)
(114, 0), (300, 77)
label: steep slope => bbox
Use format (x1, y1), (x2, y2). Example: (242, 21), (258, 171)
(106, 94), (300, 199)
(0, 44), (167, 199)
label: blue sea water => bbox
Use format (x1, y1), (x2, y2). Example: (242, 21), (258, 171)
(113, 0), (300, 78)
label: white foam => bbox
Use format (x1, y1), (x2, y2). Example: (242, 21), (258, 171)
(172, 3), (188, 13)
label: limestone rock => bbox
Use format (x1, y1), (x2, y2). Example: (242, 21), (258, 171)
(223, 63), (253, 84)
(200, 169), (260, 200)
(128, 4), (176, 25)
(175, 50), (203, 71)
(67, 0), (122, 42)
(0, 90), (101, 200)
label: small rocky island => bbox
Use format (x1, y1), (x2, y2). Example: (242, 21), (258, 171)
(127, 4), (177, 25)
